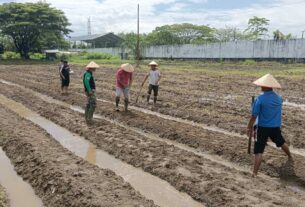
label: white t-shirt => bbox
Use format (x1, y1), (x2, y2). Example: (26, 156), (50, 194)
(148, 69), (161, 85)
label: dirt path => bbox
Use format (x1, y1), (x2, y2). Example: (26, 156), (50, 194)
(0, 186), (8, 207)
(1, 81), (305, 206)
(0, 106), (156, 207)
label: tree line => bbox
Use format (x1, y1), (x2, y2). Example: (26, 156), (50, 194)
(0, 2), (296, 59)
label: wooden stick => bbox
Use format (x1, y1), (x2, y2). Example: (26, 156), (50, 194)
(248, 96), (255, 154)
(135, 85), (143, 103)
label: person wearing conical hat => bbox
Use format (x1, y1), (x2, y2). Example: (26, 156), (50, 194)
(83, 61), (99, 124)
(247, 73), (292, 177)
(141, 61), (162, 104)
(115, 63), (134, 112)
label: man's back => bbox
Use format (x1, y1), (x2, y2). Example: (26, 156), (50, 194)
(252, 91), (282, 128)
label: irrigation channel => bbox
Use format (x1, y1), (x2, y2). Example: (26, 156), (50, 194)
(0, 94), (204, 207)
(0, 148), (43, 207)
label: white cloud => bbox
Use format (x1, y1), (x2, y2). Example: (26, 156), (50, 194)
(2, 0), (305, 38)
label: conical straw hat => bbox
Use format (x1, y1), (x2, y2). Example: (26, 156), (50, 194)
(121, 63), (134, 73)
(86, 61), (100, 69)
(253, 73), (282, 89)
(148, 61), (158, 66)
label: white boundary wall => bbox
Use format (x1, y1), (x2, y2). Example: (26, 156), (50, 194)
(70, 39), (305, 59)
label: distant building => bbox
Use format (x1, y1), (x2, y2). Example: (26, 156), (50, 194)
(44, 49), (59, 60)
(68, 33), (123, 48)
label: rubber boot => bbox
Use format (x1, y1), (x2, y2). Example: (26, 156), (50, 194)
(124, 98), (129, 112)
(88, 106), (95, 123)
(115, 97), (120, 111)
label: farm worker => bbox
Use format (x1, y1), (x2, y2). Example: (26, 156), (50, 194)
(141, 61), (162, 104)
(83, 61), (99, 124)
(115, 63), (134, 112)
(247, 73), (292, 177)
(59, 60), (70, 95)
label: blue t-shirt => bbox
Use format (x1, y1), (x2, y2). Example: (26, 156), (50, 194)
(252, 91), (282, 128)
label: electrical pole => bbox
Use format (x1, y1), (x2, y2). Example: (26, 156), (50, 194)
(88, 17), (92, 36)
(136, 4), (140, 67)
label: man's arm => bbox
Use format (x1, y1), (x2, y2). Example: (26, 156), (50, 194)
(157, 71), (162, 85)
(59, 67), (65, 79)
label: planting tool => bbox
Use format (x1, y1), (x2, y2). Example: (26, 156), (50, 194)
(248, 96), (255, 154)
(135, 85), (144, 103)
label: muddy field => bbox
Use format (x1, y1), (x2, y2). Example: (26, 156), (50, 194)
(0, 63), (305, 207)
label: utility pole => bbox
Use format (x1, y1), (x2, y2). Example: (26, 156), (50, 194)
(88, 17), (92, 36)
(136, 4), (140, 67)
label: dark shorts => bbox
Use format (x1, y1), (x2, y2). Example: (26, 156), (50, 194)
(148, 84), (159, 96)
(254, 126), (286, 154)
(61, 76), (70, 87)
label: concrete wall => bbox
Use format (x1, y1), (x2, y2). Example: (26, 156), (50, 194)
(142, 39), (305, 59)
(70, 39), (305, 59)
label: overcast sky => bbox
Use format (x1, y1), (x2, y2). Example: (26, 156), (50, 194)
(1, 0), (305, 38)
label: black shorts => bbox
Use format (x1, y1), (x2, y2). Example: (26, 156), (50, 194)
(61, 76), (70, 87)
(254, 126), (286, 154)
(148, 84), (159, 96)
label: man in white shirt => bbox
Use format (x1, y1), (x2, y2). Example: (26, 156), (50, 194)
(141, 61), (162, 104)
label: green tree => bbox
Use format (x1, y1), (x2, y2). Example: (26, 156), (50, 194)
(119, 32), (147, 57)
(244, 16), (270, 40)
(153, 23), (215, 44)
(214, 26), (251, 42)
(0, 34), (15, 51)
(273, 29), (293, 40)
(0, 2), (71, 59)
(145, 30), (180, 45)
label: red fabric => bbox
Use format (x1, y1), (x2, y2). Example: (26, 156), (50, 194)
(116, 68), (133, 88)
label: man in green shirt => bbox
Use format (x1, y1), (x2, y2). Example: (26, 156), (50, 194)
(83, 61), (99, 124)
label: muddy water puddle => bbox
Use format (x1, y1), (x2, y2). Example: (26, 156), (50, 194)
(0, 148), (43, 207)
(0, 94), (204, 207)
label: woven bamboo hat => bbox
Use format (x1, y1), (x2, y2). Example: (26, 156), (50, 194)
(253, 73), (282, 89)
(86, 61), (100, 69)
(148, 61), (158, 66)
(121, 63), (134, 73)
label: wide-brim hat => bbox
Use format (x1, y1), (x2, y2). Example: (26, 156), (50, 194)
(253, 73), (282, 89)
(121, 63), (134, 73)
(86, 61), (100, 69)
(148, 61), (158, 66)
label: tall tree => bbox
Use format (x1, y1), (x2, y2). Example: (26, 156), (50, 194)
(0, 2), (71, 59)
(244, 16), (270, 40)
(273, 29), (293, 40)
(0, 34), (15, 52)
(214, 26), (251, 42)
(153, 23), (215, 44)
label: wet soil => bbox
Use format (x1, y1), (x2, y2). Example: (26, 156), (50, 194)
(1, 77), (305, 206)
(0, 106), (156, 207)
(0, 64), (304, 149)
(2, 74), (305, 180)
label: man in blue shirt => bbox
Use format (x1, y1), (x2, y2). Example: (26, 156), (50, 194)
(247, 74), (292, 177)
